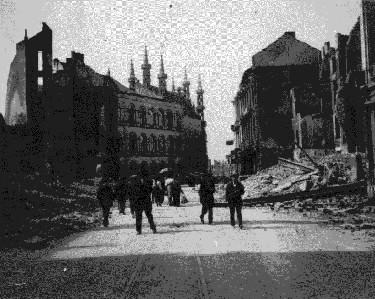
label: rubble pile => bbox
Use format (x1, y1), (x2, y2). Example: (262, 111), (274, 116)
(316, 152), (367, 185)
(240, 163), (310, 199)
(238, 152), (368, 201)
(268, 194), (375, 231)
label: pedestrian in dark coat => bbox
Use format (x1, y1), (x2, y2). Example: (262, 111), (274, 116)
(128, 175), (138, 218)
(199, 173), (216, 224)
(225, 174), (245, 229)
(153, 178), (164, 206)
(134, 170), (157, 235)
(114, 176), (128, 215)
(97, 179), (114, 227)
(172, 177), (182, 207)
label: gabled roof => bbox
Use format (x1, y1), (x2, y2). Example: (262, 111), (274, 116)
(252, 32), (320, 67)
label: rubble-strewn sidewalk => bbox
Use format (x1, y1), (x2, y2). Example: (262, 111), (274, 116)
(0, 175), (101, 250)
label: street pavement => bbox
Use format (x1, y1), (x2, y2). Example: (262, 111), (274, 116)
(2, 189), (375, 298)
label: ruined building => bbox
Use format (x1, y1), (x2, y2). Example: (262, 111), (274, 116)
(230, 32), (321, 174)
(5, 22), (52, 127)
(4, 24), (208, 177)
(4, 23), (52, 169)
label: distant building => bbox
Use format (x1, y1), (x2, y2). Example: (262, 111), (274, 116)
(113, 48), (208, 176)
(230, 32), (321, 174)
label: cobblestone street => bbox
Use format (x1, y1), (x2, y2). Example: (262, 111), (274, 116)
(3, 191), (375, 298)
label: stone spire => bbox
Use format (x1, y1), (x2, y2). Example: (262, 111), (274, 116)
(196, 74), (205, 121)
(158, 55), (167, 94)
(24, 29), (28, 40)
(141, 46), (151, 88)
(182, 67), (190, 100)
(172, 77), (176, 92)
(107, 68), (111, 77)
(128, 59), (136, 90)
(197, 74), (204, 94)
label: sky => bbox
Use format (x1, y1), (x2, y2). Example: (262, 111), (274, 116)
(0, 0), (362, 161)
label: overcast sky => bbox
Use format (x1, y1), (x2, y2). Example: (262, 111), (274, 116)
(0, 0), (362, 161)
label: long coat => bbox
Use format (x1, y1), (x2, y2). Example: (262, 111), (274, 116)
(225, 181), (244, 206)
(97, 184), (114, 208)
(133, 177), (153, 210)
(199, 176), (216, 206)
(114, 178), (128, 202)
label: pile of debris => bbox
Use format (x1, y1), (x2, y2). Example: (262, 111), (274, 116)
(267, 194), (375, 231)
(240, 152), (367, 200)
(241, 162), (308, 199)
(0, 175), (101, 249)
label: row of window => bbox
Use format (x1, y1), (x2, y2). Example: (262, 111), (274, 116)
(236, 81), (257, 119)
(118, 104), (182, 131)
(239, 116), (257, 148)
(123, 132), (182, 156)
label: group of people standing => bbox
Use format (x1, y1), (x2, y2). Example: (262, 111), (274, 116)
(96, 169), (184, 235)
(97, 170), (246, 234)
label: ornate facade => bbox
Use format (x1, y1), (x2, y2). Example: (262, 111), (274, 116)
(108, 47), (208, 176)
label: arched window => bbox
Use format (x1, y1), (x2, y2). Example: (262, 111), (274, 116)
(128, 104), (136, 126)
(153, 111), (158, 127)
(176, 112), (182, 130)
(151, 134), (158, 153)
(168, 135), (174, 154)
(159, 108), (165, 128)
(166, 110), (173, 130)
(138, 135), (143, 154)
(141, 133), (148, 154)
(148, 108), (154, 127)
(118, 107), (126, 124)
(165, 135), (170, 153)
(139, 106), (147, 127)
(158, 135), (165, 154)
(148, 136), (153, 153)
(129, 132), (138, 154)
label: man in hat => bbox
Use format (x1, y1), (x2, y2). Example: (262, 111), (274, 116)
(199, 172), (216, 224)
(134, 168), (157, 235)
(97, 178), (114, 227)
(225, 173), (245, 229)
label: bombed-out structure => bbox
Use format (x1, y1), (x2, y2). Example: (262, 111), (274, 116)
(3, 23), (208, 178)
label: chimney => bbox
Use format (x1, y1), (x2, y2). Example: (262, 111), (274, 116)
(285, 31), (296, 38)
(324, 42), (330, 55)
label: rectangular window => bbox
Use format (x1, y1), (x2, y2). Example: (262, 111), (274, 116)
(38, 77), (43, 86)
(38, 51), (43, 71)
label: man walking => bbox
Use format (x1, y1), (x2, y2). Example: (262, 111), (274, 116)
(114, 176), (128, 215)
(199, 173), (216, 224)
(128, 175), (138, 218)
(225, 174), (245, 229)
(134, 169), (157, 235)
(172, 177), (182, 207)
(97, 178), (114, 227)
